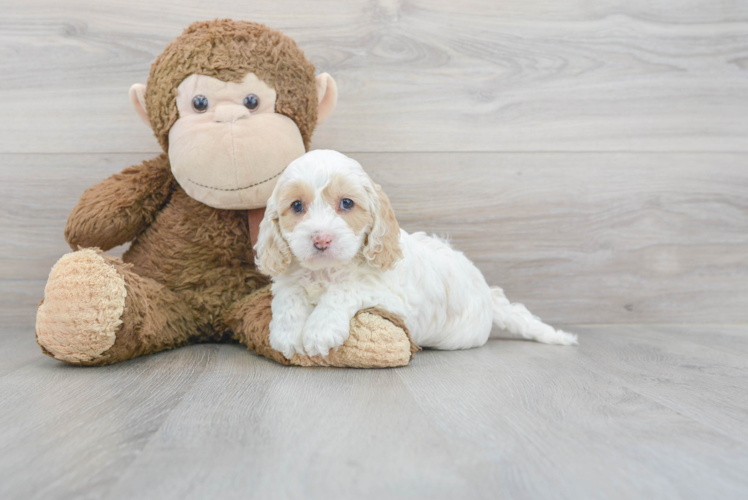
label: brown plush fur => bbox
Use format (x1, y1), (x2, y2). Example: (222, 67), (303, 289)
(64, 155), (174, 250)
(64, 251), (198, 366)
(147, 20), (319, 151)
(36, 19), (414, 368)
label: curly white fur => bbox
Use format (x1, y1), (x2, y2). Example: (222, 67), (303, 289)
(255, 150), (577, 359)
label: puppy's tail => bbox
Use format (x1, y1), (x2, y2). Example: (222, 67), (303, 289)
(490, 287), (578, 345)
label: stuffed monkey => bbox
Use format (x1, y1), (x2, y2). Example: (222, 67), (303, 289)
(35, 20), (417, 367)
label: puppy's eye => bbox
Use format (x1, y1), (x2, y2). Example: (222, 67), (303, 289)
(243, 94), (260, 111)
(340, 198), (354, 211)
(192, 95), (209, 113)
(291, 200), (303, 214)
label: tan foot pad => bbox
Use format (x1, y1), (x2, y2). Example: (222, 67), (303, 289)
(289, 311), (416, 368)
(36, 249), (126, 363)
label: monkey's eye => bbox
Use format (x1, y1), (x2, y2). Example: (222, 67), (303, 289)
(291, 200), (303, 214)
(192, 95), (209, 113)
(340, 198), (354, 211)
(243, 94), (260, 111)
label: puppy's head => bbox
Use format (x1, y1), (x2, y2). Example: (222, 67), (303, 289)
(254, 150), (402, 275)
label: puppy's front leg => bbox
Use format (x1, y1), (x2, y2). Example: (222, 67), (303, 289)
(269, 283), (313, 359)
(302, 286), (362, 358)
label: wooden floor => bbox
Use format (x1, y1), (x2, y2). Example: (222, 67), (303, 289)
(1, 325), (747, 499)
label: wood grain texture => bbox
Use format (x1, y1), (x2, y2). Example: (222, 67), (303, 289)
(2, 0), (747, 153)
(572, 325), (748, 444)
(2, 152), (745, 326)
(1, 325), (747, 499)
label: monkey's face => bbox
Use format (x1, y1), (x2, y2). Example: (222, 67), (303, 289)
(167, 73), (307, 210)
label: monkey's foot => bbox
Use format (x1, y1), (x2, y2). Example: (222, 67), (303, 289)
(228, 288), (419, 368)
(36, 249), (126, 363)
(291, 309), (418, 368)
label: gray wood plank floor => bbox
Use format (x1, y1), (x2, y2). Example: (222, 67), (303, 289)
(1, 325), (747, 499)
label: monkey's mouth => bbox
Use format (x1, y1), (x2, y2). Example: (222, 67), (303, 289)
(187, 168), (286, 192)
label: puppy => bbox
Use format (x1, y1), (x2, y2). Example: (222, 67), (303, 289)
(255, 150), (577, 359)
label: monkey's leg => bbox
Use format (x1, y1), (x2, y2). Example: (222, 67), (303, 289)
(36, 249), (197, 366)
(224, 287), (419, 368)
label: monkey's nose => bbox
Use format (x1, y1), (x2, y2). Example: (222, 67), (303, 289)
(214, 105), (250, 123)
(312, 233), (333, 251)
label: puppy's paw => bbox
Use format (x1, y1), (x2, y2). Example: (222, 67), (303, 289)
(302, 310), (351, 358)
(269, 319), (305, 360)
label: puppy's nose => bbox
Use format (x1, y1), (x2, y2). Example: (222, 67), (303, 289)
(312, 233), (333, 251)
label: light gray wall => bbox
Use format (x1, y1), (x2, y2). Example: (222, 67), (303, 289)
(2, 0), (747, 326)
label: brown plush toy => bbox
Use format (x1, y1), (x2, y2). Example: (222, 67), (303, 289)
(35, 20), (417, 368)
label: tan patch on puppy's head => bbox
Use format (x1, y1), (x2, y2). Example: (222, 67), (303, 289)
(277, 180), (314, 233)
(255, 179), (314, 276)
(322, 174), (373, 235)
(362, 179), (403, 270)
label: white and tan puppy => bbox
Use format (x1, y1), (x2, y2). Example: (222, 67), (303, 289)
(255, 150), (577, 359)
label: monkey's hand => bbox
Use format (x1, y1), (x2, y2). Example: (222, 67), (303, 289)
(65, 154), (175, 251)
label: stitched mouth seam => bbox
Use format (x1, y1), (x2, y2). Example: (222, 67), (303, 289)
(187, 167), (286, 192)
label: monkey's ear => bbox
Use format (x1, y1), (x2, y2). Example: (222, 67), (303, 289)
(315, 73), (337, 124)
(128, 84), (150, 126)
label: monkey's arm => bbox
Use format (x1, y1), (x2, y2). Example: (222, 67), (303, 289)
(65, 153), (175, 251)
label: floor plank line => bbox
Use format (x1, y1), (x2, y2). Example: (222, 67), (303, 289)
(570, 326), (748, 444)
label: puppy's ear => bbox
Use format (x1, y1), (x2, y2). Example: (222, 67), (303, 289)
(254, 199), (293, 276)
(363, 181), (403, 270)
